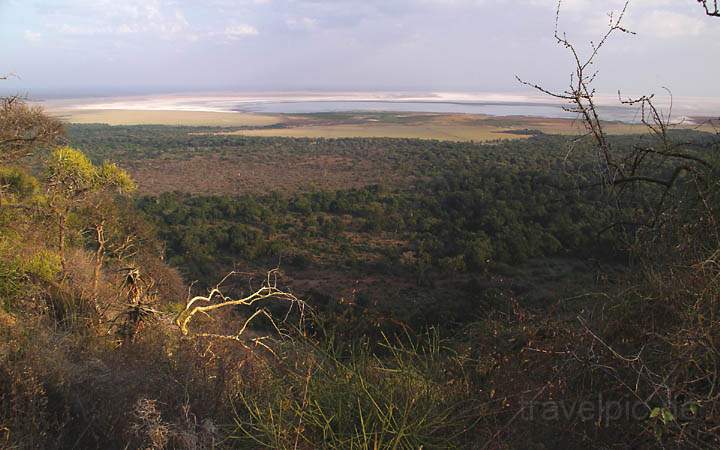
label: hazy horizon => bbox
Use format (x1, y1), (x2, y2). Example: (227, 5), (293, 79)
(28, 90), (719, 123)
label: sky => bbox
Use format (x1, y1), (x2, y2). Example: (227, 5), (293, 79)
(1, 0), (719, 98)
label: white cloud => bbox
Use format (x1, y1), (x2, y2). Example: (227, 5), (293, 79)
(44, 0), (263, 44)
(519, 0), (650, 11)
(116, 24), (138, 34)
(159, 10), (190, 36)
(58, 24), (94, 35)
(49, 0), (191, 39)
(286, 16), (318, 31)
(525, 1), (711, 41)
(635, 10), (707, 38)
(224, 24), (259, 40)
(23, 30), (41, 42)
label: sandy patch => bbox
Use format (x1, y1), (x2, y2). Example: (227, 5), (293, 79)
(48, 108), (282, 127)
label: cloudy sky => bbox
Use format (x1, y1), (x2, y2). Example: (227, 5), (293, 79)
(1, 0), (718, 97)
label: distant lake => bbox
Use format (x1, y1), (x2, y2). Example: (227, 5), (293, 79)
(232, 100), (643, 122)
(44, 91), (717, 124)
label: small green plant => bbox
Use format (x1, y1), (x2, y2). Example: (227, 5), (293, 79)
(21, 250), (62, 283)
(0, 258), (23, 310)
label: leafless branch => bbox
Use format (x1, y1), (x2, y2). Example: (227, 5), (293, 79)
(175, 270), (306, 352)
(517, 1), (635, 187)
(698, 0), (720, 17)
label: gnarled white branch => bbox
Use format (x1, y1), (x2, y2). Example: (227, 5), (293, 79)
(175, 270), (305, 346)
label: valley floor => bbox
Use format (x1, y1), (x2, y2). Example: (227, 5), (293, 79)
(47, 107), (707, 141)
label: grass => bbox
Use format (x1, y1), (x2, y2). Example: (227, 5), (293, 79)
(230, 329), (485, 449)
(228, 123), (534, 141)
(202, 113), (657, 141)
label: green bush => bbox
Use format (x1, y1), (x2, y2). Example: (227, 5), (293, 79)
(0, 167), (39, 199)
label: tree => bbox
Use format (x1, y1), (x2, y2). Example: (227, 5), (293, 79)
(0, 96), (64, 163)
(0, 89), (64, 205)
(45, 146), (136, 270)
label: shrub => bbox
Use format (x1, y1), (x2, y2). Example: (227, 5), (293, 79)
(0, 167), (39, 199)
(22, 250), (62, 283)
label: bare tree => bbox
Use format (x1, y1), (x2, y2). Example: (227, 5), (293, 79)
(512, 3), (720, 447)
(517, 1), (717, 235)
(517, 2), (636, 187)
